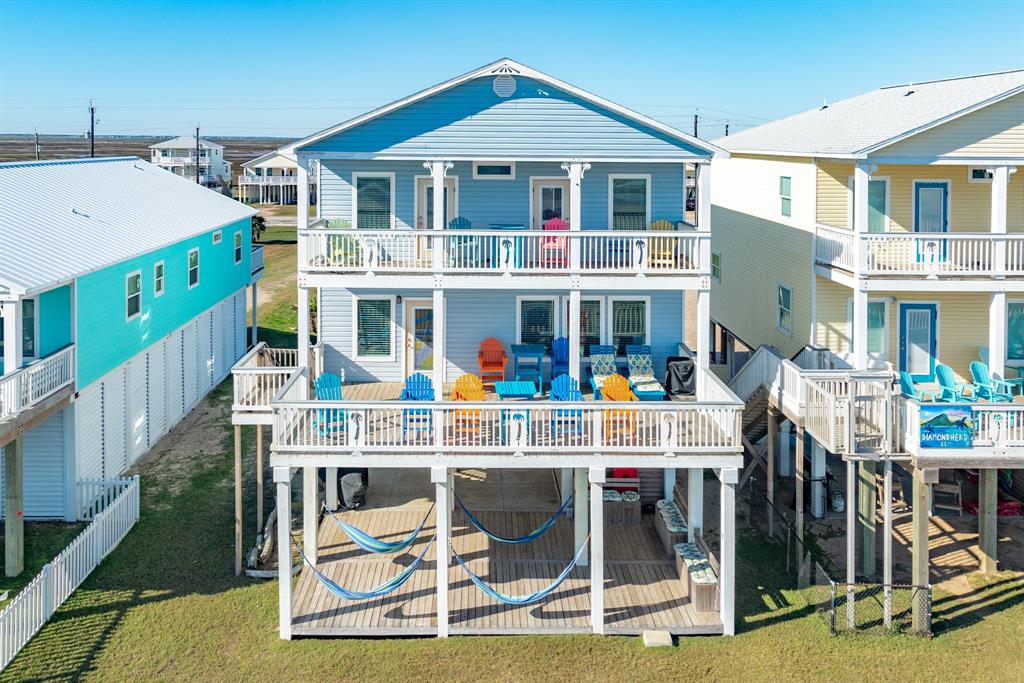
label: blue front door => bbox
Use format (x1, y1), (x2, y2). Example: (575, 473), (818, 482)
(899, 303), (938, 382)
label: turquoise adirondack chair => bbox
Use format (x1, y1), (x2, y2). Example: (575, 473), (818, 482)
(969, 361), (1016, 403)
(588, 345), (619, 399)
(935, 364), (976, 403)
(313, 371), (346, 436)
(898, 371), (936, 402)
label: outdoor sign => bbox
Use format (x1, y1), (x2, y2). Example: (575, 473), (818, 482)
(918, 404), (973, 449)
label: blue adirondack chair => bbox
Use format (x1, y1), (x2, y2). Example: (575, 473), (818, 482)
(898, 371), (936, 402)
(935, 364), (976, 403)
(447, 216), (481, 268)
(313, 372), (346, 436)
(970, 361), (1016, 403)
(551, 337), (570, 378)
(549, 374), (584, 437)
(401, 372), (435, 436)
(588, 345), (619, 399)
(625, 344), (666, 401)
(512, 343), (545, 394)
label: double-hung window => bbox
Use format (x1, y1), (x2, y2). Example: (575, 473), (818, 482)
(188, 248), (200, 289)
(711, 253), (721, 280)
(353, 173), (394, 229)
(780, 176), (792, 217)
(1009, 302), (1024, 361)
(562, 297), (603, 357)
(234, 232), (243, 264)
(518, 297), (557, 353)
(609, 298), (649, 356)
(848, 299), (888, 359)
(777, 284), (793, 335)
(126, 271), (142, 321)
(154, 261), (165, 297)
(355, 298), (393, 358)
(609, 175), (650, 230)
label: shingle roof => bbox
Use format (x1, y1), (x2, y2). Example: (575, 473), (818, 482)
(149, 136), (224, 150)
(0, 157), (255, 294)
(717, 69), (1024, 157)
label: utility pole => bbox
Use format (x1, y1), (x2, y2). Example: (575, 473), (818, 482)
(725, 122), (730, 137)
(89, 101), (96, 157)
(693, 112), (698, 138)
(34, 130), (40, 160)
(195, 124), (201, 184)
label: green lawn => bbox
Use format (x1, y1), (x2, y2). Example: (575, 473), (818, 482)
(5, 236), (1024, 681)
(0, 522), (86, 608)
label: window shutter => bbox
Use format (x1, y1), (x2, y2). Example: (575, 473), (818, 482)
(357, 299), (393, 356)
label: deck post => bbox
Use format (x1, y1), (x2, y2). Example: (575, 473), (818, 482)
(859, 460), (876, 579)
(574, 468), (589, 566)
(274, 467), (293, 640)
(911, 467), (930, 634)
(845, 459), (856, 629)
(719, 467), (737, 636)
(794, 427), (805, 542)
(662, 469), (675, 501)
(766, 407), (777, 535)
(883, 458), (893, 627)
(561, 469), (573, 504)
(4, 436), (24, 577)
(432, 288), (446, 398)
(810, 441), (826, 518)
(325, 468), (338, 511)
(568, 289), (581, 383)
(302, 466), (317, 563)
(234, 425), (243, 576)
(589, 467), (605, 634)
(432, 466), (450, 638)
(256, 425), (264, 535)
(687, 468), (703, 542)
(979, 468), (998, 574)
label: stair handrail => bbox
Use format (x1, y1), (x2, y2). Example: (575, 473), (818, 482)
(727, 346), (783, 402)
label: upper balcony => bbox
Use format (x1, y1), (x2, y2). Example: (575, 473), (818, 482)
(239, 174), (306, 186)
(153, 155), (211, 167)
(0, 345), (75, 447)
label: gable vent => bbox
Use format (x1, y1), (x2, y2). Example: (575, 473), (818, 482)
(493, 74), (517, 98)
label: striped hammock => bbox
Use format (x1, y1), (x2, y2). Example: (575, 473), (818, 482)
(452, 535), (589, 605)
(455, 495), (572, 545)
(325, 503), (434, 554)
(294, 536), (434, 601)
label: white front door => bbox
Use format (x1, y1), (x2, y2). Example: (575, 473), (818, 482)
(415, 178), (457, 229)
(532, 179), (570, 229)
(405, 300), (434, 375)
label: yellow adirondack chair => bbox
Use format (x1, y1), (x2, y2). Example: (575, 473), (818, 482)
(453, 373), (485, 439)
(601, 374), (638, 440)
(648, 219), (677, 269)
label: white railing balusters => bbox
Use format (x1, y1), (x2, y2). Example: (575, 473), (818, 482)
(0, 345), (75, 423)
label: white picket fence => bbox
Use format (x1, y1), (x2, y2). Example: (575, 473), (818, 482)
(0, 476), (140, 671)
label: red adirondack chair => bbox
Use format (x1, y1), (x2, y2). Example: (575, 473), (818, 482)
(540, 217), (569, 269)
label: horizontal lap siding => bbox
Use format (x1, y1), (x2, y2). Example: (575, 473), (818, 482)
(816, 161), (851, 228)
(304, 77), (706, 159)
(879, 93), (1024, 158)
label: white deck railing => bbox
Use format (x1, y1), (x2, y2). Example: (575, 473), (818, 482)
(238, 175), (306, 186)
(902, 400), (1024, 455)
(251, 245), (265, 275)
(0, 476), (139, 671)
(0, 346), (75, 423)
(815, 224), (1024, 277)
(231, 343), (298, 412)
(300, 228), (708, 277)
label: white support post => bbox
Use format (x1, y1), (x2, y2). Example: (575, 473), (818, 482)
(574, 468), (589, 566)
(696, 291), (710, 395)
(852, 163), (870, 371)
(426, 161), (452, 272)
(883, 458), (893, 628)
(325, 468), (338, 511)
(302, 466), (317, 563)
(250, 282), (258, 346)
(296, 155), (310, 255)
(990, 165), (1010, 278)
(432, 466), (450, 638)
(663, 468), (676, 501)
(568, 289), (581, 383)
(687, 468), (703, 541)
(989, 293), (1008, 381)
(846, 459), (856, 629)
(719, 467), (737, 636)
(2, 300), (22, 375)
(696, 163), (712, 395)
(852, 287), (869, 371)
(561, 469), (573, 504)
(274, 467), (293, 640)
(297, 286), (310, 369)
(562, 161), (588, 269)
(810, 442), (826, 518)
(589, 467), (605, 634)
(432, 288), (446, 398)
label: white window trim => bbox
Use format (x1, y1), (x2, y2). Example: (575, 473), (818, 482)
(515, 295), (560, 346)
(233, 231), (243, 264)
(779, 175), (793, 218)
(967, 166), (994, 184)
(351, 294), (397, 362)
(607, 173), (652, 229)
(607, 295), (652, 355)
(212, 230), (223, 244)
(126, 270), (143, 322)
(846, 297), (890, 365)
(412, 174), (460, 230)
(472, 161), (516, 180)
(776, 282), (793, 337)
(154, 260), (165, 297)
(187, 247), (200, 290)
(846, 175), (891, 231)
(351, 171), (397, 229)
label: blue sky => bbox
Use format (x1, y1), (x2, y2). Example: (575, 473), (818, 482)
(1, 0), (1021, 140)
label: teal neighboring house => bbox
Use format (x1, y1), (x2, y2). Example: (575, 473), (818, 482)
(0, 157), (260, 523)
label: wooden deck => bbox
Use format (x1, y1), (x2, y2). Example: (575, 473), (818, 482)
(291, 468), (722, 637)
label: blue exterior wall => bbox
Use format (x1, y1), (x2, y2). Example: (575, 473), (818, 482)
(303, 76), (706, 159)
(320, 160), (686, 229)
(38, 284), (73, 357)
(320, 288), (684, 384)
(75, 218), (252, 389)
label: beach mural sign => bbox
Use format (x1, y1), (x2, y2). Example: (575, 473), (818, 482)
(918, 404), (973, 449)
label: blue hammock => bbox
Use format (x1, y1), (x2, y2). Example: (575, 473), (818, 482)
(324, 504), (434, 554)
(294, 535), (435, 601)
(455, 495), (572, 545)
(452, 536), (590, 606)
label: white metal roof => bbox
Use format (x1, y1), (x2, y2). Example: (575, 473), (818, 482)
(280, 58), (727, 159)
(0, 157), (255, 295)
(149, 136), (224, 150)
(717, 69), (1024, 158)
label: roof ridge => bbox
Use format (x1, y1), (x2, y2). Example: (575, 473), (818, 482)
(879, 68), (1024, 90)
(0, 156), (140, 169)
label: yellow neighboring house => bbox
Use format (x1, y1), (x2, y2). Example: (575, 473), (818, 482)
(711, 69), (1023, 389)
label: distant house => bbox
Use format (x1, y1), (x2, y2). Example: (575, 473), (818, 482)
(237, 151), (317, 205)
(0, 157), (261, 573)
(149, 136), (232, 189)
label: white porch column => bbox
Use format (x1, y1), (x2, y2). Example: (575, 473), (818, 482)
(432, 466), (450, 638)
(2, 300), (22, 376)
(250, 282), (258, 346)
(589, 466), (605, 634)
(574, 468), (589, 566)
(846, 459), (856, 628)
(297, 286), (310, 369)
(852, 163), (871, 370)
(568, 289), (581, 383)
(432, 289), (446, 398)
(296, 155), (310, 257)
(425, 161), (452, 272)
(719, 467), (737, 636)
(687, 468), (703, 541)
(303, 466), (318, 562)
(561, 161), (589, 270)
(274, 467), (293, 640)
(990, 293), (1007, 379)
(990, 165), (1011, 278)
(696, 163), (712, 393)
(989, 165), (1012, 377)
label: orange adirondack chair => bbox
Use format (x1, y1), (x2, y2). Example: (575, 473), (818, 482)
(601, 374), (638, 440)
(453, 373), (485, 439)
(477, 338), (508, 387)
